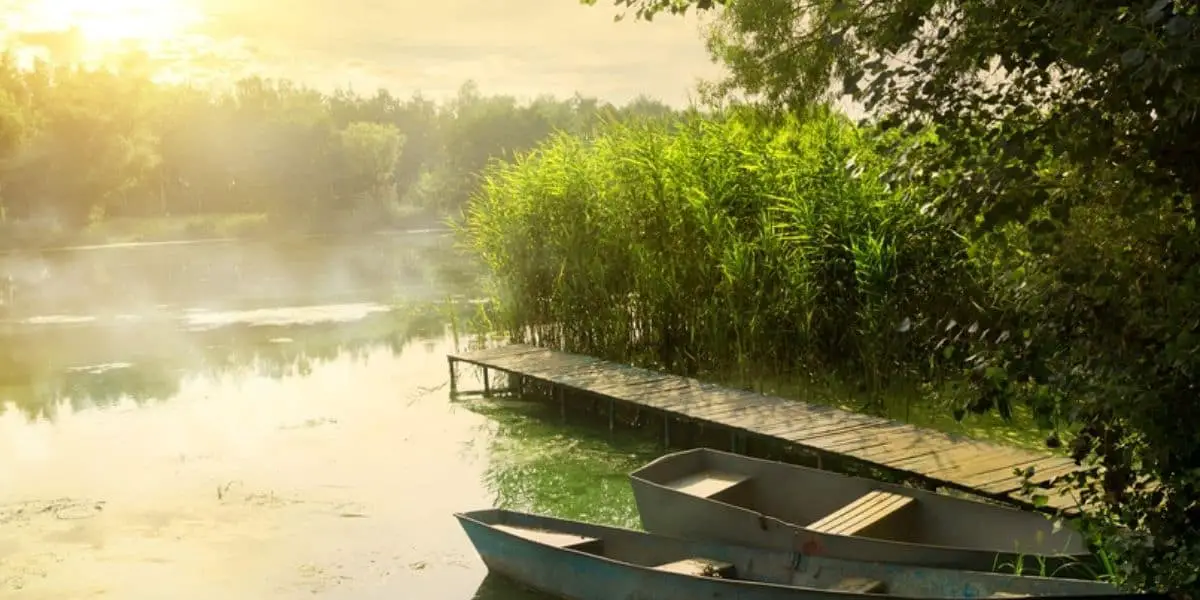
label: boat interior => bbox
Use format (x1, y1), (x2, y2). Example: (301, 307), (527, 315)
(461, 510), (1113, 599)
(640, 449), (1085, 556)
(473, 509), (893, 593)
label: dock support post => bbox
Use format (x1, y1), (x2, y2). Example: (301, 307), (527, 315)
(448, 358), (457, 394)
(663, 415), (670, 449)
(608, 398), (615, 434)
(483, 367), (491, 397)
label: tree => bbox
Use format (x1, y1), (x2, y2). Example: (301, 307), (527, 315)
(586, 0), (1200, 594)
(333, 121), (405, 223)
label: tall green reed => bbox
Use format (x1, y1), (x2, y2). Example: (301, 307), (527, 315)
(461, 108), (975, 407)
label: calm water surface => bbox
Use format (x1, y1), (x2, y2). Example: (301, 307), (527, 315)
(0, 233), (659, 599)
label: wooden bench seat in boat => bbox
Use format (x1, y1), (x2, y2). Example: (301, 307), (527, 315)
(807, 490), (916, 538)
(654, 557), (737, 579)
(662, 470), (752, 501)
(831, 577), (887, 594)
(494, 524), (605, 553)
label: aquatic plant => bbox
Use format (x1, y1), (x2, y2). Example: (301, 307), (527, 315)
(462, 108), (976, 409)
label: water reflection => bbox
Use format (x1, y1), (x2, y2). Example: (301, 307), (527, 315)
(0, 302), (463, 420)
(471, 573), (557, 599)
(0, 230), (480, 317)
(0, 233), (653, 598)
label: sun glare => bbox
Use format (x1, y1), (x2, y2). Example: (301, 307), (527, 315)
(6, 0), (210, 76)
(20, 0), (200, 43)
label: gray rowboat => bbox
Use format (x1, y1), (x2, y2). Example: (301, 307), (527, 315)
(630, 448), (1094, 577)
(455, 508), (1128, 600)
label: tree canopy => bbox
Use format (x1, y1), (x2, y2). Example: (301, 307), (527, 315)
(0, 57), (680, 247)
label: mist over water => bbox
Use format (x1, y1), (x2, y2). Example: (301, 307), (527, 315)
(0, 232), (656, 599)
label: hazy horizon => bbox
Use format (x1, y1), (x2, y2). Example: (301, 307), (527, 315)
(0, 0), (726, 106)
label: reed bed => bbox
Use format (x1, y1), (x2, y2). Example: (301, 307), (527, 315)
(461, 109), (980, 408)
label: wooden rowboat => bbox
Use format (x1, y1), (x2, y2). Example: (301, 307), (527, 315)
(630, 448), (1094, 577)
(455, 508), (1127, 600)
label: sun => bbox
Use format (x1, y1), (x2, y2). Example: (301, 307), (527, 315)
(9, 0), (205, 64)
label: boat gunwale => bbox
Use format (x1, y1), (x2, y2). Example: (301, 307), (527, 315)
(454, 509), (1122, 600)
(629, 448), (1090, 560)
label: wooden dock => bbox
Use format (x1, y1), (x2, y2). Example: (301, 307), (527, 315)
(448, 344), (1080, 511)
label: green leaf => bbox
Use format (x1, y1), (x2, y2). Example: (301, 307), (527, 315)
(1121, 48), (1146, 68)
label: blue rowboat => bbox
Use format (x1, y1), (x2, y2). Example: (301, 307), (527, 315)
(455, 508), (1131, 600)
(631, 448), (1094, 577)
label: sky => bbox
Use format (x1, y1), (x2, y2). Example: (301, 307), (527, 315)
(0, 0), (727, 106)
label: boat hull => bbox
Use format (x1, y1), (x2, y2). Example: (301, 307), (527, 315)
(455, 509), (1124, 600)
(458, 516), (787, 600)
(631, 448), (1095, 577)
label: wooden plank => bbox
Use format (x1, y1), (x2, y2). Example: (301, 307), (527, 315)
(550, 365), (629, 388)
(953, 456), (1065, 489)
(841, 441), (945, 466)
(900, 443), (1023, 474)
(805, 422), (921, 449)
(627, 382), (711, 410)
(588, 376), (677, 398)
(451, 344), (1076, 509)
(494, 524), (601, 549)
(654, 557), (736, 578)
(767, 410), (887, 439)
(832, 578), (887, 594)
(495, 353), (597, 375)
(450, 344), (548, 362)
(888, 442), (1026, 478)
(723, 406), (821, 432)
(696, 396), (796, 423)
(808, 490), (916, 537)
(678, 396), (791, 421)
(975, 459), (1081, 495)
(663, 471), (751, 498)
(1024, 458), (1082, 485)
(652, 386), (731, 412)
(683, 396), (785, 423)
(754, 411), (865, 438)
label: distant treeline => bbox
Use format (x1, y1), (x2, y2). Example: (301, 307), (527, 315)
(0, 56), (681, 246)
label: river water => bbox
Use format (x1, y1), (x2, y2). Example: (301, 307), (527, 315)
(0, 232), (660, 599)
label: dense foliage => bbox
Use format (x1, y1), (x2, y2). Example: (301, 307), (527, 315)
(0, 57), (676, 247)
(465, 110), (978, 407)
(559, 0), (1199, 594)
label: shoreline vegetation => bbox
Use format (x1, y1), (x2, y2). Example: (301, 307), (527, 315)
(0, 58), (679, 252)
(460, 108), (1056, 447)
(4, 0), (1198, 592)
